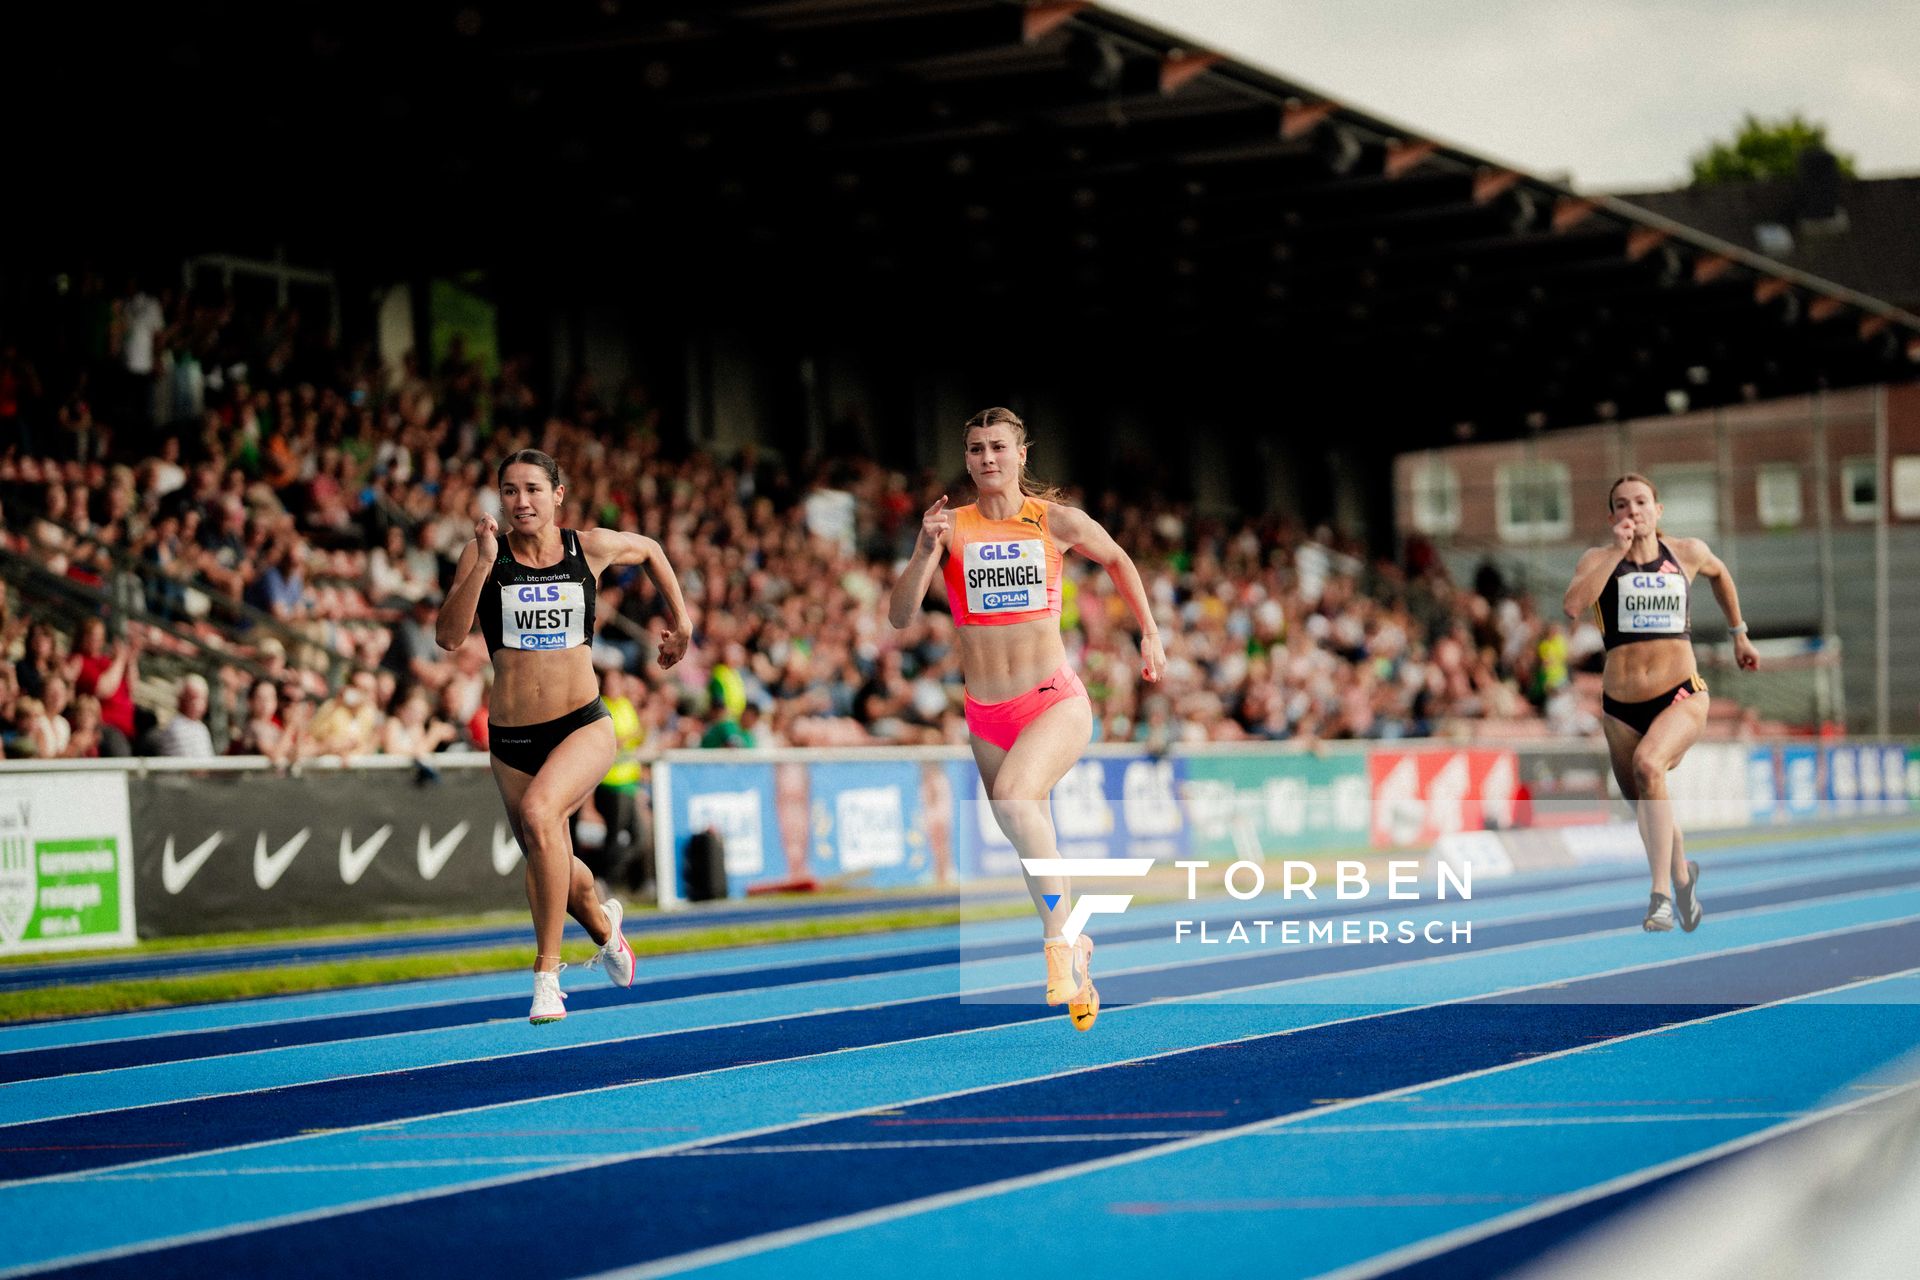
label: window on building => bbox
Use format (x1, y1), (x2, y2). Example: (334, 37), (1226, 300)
(1409, 455), (1461, 536)
(1842, 457), (1879, 522)
(1495, 460), (1571, 542)
(1756, 463), (1803, 529)
(1648, 466), (1717, 534)
(1892, 456), (1920, 519)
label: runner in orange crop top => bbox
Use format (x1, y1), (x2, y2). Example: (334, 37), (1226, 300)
(889, 407), (1166, 1032)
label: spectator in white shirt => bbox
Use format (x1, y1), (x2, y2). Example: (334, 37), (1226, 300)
(149, 674), (215, 758)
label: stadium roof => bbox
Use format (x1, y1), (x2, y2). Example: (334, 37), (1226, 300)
(17, 0), (1920, 445)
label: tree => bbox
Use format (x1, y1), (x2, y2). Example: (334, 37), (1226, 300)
(1689, 113), (1857, 186)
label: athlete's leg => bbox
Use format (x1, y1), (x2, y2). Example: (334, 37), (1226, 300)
(1601, 716), (1653, 884)
(491, 719), (617, 972)
(971, 736), (1066, 939)
(1629, 693), (1709, 899)
(971, 695), (1094, 940)
(493, 764), (613, 952)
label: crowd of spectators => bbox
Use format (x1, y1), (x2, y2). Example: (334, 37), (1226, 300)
(0, 275), (1612, 763)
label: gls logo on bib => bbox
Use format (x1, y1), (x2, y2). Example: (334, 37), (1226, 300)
(963, 539), (1044, 614)
(1619, 572), (1685, 634)
(503, 582), (587, 650)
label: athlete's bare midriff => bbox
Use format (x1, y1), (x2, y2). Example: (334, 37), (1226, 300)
(956, 615), (1068, 704)
(489, 646), (601, 726)
(1603, 635), (1700, 703)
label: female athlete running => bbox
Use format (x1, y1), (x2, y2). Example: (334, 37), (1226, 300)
(438, 449), (692, 1022)
(1563, 473), (1758, 932)
(888, 407), (1165, 1030)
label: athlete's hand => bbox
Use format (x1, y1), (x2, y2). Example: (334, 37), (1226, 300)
(1610, 516), (1635, 551)
(1140, 631), (1166, 683)
(474, 514), (499, 560)
(656, 621), (689, 671)
(917, 496), (951, 555)
(1734, 633), (1760, 671)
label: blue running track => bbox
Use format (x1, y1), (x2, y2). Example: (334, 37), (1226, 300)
(1, 825), (1917, 1278)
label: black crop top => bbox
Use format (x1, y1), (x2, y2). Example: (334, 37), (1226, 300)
(478, 528), (597, 655)
(1596, 539), (1692, 651)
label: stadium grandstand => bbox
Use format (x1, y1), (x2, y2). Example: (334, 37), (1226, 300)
(4, 0), (1916, 759)
(5, 6), (1920, 1280)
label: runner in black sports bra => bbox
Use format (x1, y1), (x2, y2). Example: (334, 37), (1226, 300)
(438, 448), (692, 1023)
(1563, 473), (1759, 935)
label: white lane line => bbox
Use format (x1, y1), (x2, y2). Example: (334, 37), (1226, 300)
(11, 884), (1919, 1178)
(1258, 1112), (1809, 1134)
(9, 920), (1917, 1280)
(1307, 1072), (1920, 1280)
(0, 925), (996, 1055)
(10, 831), (1908, 1055)
(594, 962), (1920, 1279)
(20, 852), (1918, 1110)
(0, 871), (1713, 1105)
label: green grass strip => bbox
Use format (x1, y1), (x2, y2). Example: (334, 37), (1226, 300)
(0, 905), (1027, 1024)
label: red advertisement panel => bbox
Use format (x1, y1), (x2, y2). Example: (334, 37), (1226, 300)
(1369, 749), (1520, 848)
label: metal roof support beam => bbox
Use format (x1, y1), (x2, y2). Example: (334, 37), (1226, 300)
(1552, 196), (1599, 232)
(1471, 168), (1522, 204)
(1280, 99), (1338, 139)
(1625, 226), (1670, 261)
(1693, 254), (1734, 283)
(1160, 50), (1222, 94)
(1384, 138), (1439, 179)
(1024, 1), (1087, 43)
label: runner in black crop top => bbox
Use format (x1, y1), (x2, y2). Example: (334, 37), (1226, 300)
(1563, 474), (1759, 935)
(479, 527), (598, 656)
(436, 449), (693, 1025)
(1594, 538), (1691, 651)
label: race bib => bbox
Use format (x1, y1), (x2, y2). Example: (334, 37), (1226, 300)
(962, 538), (1046, 615)
(501, 581), (587, 650)
(1617, 572), (1686, 635)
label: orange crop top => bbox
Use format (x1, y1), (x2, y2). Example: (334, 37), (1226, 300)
(941, 497), (1065, 626)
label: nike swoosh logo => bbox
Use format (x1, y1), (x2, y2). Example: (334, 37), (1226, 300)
(161, 833), (223, 895)
(492, 822), (522, 876)
(417, 821), (471, 881)
(254, 829), (312, 890)
(338, 825), (395, 886)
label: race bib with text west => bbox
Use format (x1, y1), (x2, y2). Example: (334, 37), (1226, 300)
(501, 581), (587, 650)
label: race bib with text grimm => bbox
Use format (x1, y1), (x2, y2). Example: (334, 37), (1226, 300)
(501, 581), (587, 650)
(1617, 571), (1687, 635)
(962, 538), (1046, 615)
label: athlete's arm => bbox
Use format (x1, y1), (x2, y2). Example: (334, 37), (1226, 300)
(1049, 504), (1165, 683)
(888, 496), (950, 629)
(1679, 538), (1760, 671)
(1562, 525), (1632, 620)
(436, 517), (496, 651)
(581, 528), (694, 670)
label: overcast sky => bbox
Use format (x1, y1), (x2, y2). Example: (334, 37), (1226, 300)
(1103, 0), (1920, 191)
